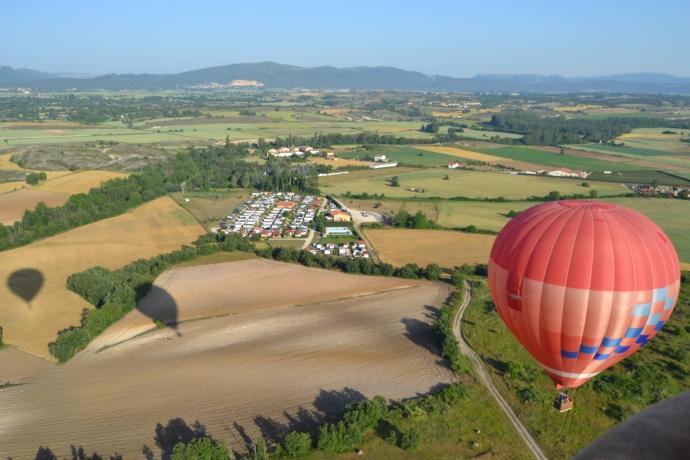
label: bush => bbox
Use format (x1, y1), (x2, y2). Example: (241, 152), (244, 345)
(317, 421), (363, 453)
(171, 437), (229, 460)
(282, 431), (312, 457)
(343, 395), (389, 430)
(400, 427), (421, 451)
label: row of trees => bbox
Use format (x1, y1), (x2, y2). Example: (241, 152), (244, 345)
(257, 245), (444, 280)
(0, 144), (318, 251)
(50, 234), (254, 362)
(485, 111), (690, 145)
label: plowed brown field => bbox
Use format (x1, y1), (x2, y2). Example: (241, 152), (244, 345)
(0, 260), (454, 458)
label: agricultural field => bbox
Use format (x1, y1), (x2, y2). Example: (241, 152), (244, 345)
(307, 156), (372, 168)
(0, 197), (205, 358)
(617, 127), (690, 153)
(319, 167), (626, 200)
(171, 189), (251, 230)
(0, 260), (458, 458)
(337, 145), (460, 166)
(0, 188), (70, 224)
(416, 144), (545, 170)
(0, 170), (130, 224)
(348, 197), (690, 265)
(364, 228), (495, 268)
(35, 170), (129, 194)
(476, 145), (649, 173)
(345, 198), (534, 231)
(462, 278), (690, 459)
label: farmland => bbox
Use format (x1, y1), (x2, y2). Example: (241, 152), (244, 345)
(0, 188), (70, 224)
(347, 197), (690, 264)
(364, 228), (495, 268)
(319, 167), (626, 199)
(462, 277), (690, 459)
(337, 145), (459, 166)
(0, 197), (205, 358)
(171, 189), (251, 230)
(0, 260), (461, 458)
(0, 170), (130, 224)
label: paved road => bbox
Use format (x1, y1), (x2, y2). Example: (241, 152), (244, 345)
(453, 281), (548, 460)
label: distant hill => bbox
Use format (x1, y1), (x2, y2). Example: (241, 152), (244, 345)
(2, 62), (690, 94)
(0, 66), (56, 86)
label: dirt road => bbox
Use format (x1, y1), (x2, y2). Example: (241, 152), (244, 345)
(454, 281), (548, 460)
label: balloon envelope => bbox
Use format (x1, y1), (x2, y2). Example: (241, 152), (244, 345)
(488, 200), (680, 388)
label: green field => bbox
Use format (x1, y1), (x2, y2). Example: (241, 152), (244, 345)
(319, 167), (626, 200)
(477, 146), (648, 172)
(463, 277), (690, 459)
(338, 145), (460, 166)
(344, 197), (690, 263)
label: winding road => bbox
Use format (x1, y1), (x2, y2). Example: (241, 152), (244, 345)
(453, 281), (548, 460)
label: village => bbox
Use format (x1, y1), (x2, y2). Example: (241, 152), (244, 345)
(219, 192), (320, 239)
(218, 192), (372, 259)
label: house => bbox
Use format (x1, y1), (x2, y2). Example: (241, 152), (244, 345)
(327, 210), (351, 222)
(447, 162), (463, 169)
(374, 154), (388, 162)
(275, 201), (295, 209)
(324, 226), (353, 236)
(545, 168), (590, 179)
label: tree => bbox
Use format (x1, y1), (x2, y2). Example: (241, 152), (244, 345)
(559, 147), (565, 155)
(283, 432), (312, 457)
(412, 211), (429, 229)
(679, 189), (690, 199)
(424, 263), (442, 281)
(393, 209), (410, 228)
(253, 437), (267, 460)
(589, 189), (599, 198)
(390, 176), (400, 187)
(401, 428), (421, 451)
(546, 190), (561, 201)
(171, 437), (229, 460)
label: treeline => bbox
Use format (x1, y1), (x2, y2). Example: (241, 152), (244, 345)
(172, 384), (469, 458)
(257, 245), (444, 281)
(392, 209), (441, 229)
(267, 131), (439, 149)
(0, 144), (318, 251)
(485, 111), (690, 145)
(50, 234), (253, 362)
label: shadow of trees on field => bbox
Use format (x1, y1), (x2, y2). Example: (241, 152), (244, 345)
(136, 283), (181, 336)
(34, 446), (123, 460)
(7, 267), (44, 307)
(153, 417), (209, 460)
(252, 387), (366, 446)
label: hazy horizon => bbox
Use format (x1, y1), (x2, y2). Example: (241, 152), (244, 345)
(3, 0), (690, 77)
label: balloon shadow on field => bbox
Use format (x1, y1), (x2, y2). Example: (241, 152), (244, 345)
(7, 268), (44, 308)
(135, 283), (181, 336)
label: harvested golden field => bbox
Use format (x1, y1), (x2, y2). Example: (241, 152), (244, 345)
(37, 170), (129, 194)
(365, 228), (495, 268)
(416, 145), (543, 170)
(0, 197), (205, 358)
(0, 260), (454, 458)
(308, 156), (372, 168)
(0, 188), (70, 224)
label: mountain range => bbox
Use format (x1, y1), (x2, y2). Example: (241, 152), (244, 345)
(2, 62), (690, 94)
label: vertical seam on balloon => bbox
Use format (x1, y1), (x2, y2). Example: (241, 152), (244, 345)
(521, 206), (567, 370)
(598, 210), (636, 365)
(517, 206), (565, 361)
(575, 207), (595, 370)
(556, 207), (585, 375)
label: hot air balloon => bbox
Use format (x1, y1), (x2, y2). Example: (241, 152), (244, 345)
(488, 200), (680, 389)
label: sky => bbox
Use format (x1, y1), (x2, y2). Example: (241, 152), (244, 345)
(3, 0), (690, 77)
